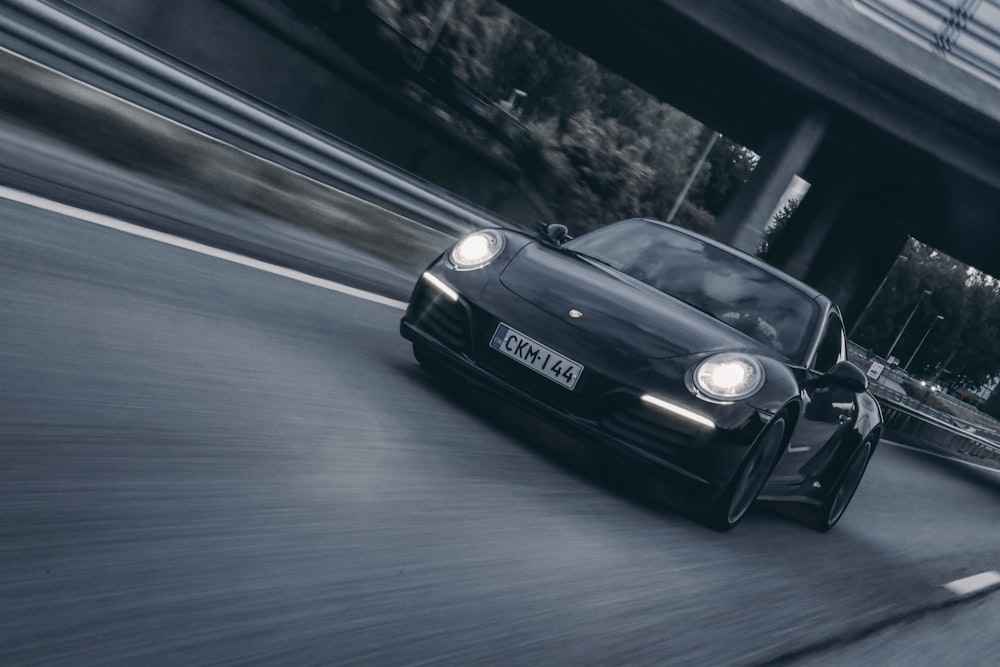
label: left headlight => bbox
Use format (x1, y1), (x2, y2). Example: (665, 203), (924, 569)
(449, 230), (506, 270)
(692, 353), (765, 402)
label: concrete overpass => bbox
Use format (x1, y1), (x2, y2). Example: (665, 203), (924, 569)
(502, 0), (1000, 324)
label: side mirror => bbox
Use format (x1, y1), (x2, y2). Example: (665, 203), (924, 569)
(536, 222), (569, 246)
(826, 361), (868, 392)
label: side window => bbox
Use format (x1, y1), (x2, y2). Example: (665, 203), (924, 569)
(813, 315), (846, 372)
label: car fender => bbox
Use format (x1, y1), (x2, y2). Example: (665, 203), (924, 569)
(747, 355), (801, 416)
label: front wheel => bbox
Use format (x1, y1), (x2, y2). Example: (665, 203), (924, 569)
(704, 416), (787, 531)
(806, 438), (875, 532)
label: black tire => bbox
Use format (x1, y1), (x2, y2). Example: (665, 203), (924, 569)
(806, 438), (875, 533)
(704, 416), (787, 531)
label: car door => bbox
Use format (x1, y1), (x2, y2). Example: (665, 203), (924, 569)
(769, 312), (857, 483)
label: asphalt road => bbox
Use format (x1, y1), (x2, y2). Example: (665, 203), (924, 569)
(3, 194), (1000, 666)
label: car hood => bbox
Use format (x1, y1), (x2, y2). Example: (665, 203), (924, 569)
(499, 243), (765, 361)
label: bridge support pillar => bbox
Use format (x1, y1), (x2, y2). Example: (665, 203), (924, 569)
(774, 161), (918, 331)
(716, 108), (829, 253)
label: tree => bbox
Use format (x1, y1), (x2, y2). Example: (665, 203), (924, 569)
(756, 198), (800, 262)
(852, 238), (1000, 388)
(291, 1), (753, 234)
(364, 0), (722, 233)
(691, 138), (758, 216)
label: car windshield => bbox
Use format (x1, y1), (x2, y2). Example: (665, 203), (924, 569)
(566, 220), (820, 362)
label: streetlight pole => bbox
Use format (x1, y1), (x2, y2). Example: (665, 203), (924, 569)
(667, 131), (720, 223)
(904, 315), (944, 372)
(886, 289), (931, 363)
(848, 254), (907, 339)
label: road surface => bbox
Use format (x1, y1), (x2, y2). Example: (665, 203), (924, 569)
(2, 193), (1000, 665)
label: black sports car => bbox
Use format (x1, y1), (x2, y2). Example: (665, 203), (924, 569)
(400, 218), (882, 531)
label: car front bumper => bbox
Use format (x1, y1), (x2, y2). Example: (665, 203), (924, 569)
(399, 276), (770, 501)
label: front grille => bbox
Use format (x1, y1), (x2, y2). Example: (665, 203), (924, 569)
(410, 282), (470, 352)
(600, 401), (697, 457)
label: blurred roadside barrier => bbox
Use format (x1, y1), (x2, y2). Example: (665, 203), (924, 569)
(848, 342), (1000, 467)
(848, 341), (999, 429)
(876, 387), (1000, 465)
(0, 0), (501, 235)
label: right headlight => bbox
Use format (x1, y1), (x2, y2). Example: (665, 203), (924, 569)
(449, 230), (506, 270)
(692, 353), (765, 402)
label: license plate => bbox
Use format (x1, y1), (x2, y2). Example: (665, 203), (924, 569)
(489, 323), (583, 390)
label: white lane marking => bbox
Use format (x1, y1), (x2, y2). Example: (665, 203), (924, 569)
(944, 571), (1000, 596)
(883, 440), (1000, 474)
(0, 185), (408, 310)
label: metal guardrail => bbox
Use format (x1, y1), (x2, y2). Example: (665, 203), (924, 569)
(875, 388), (1000, 465)
(848, 342), (1000, 439)
(0, 0), (502, 236)
(847, 342), (1000, 465)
